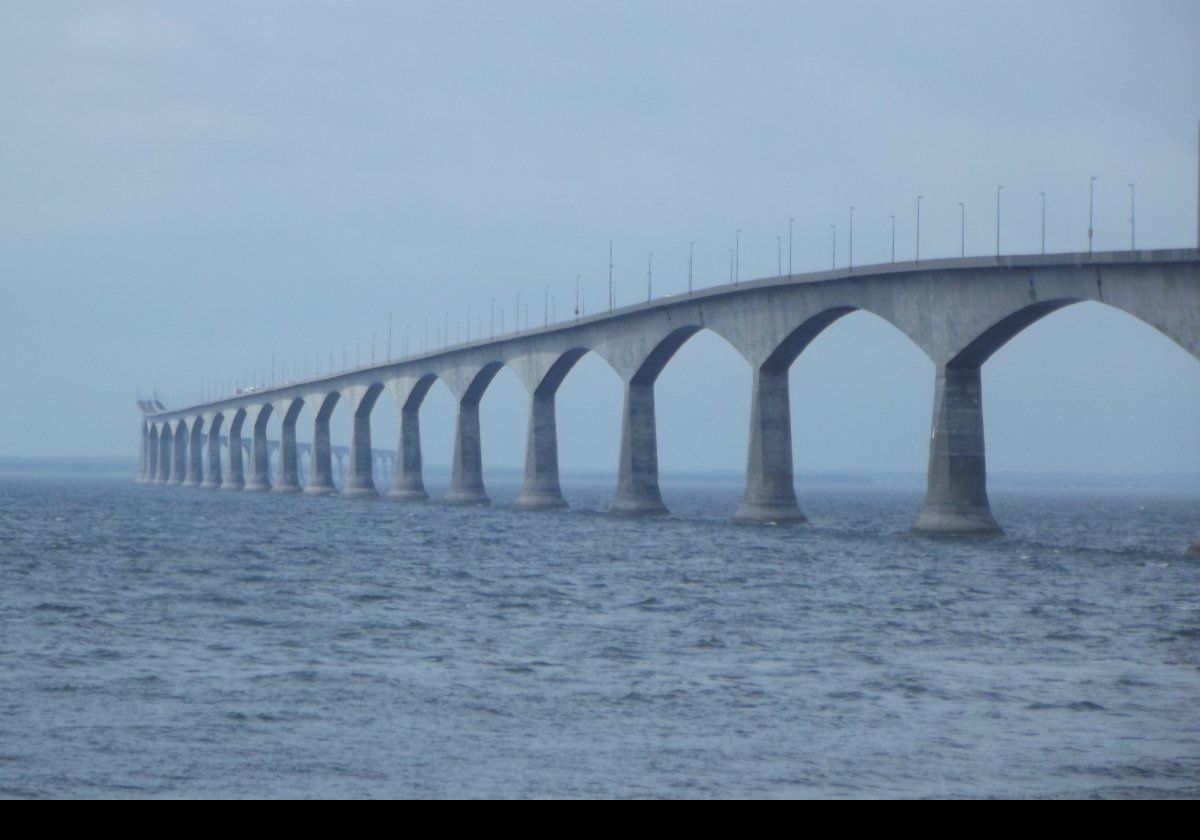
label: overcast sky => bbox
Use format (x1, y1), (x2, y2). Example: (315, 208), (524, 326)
(2, 1), (1198, 479)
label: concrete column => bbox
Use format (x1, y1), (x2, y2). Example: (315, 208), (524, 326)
(445, 399), (489, 505)
(390, 407), (428, 500)
(344, 409), (379, 498)
(610, 380), (668, 515)
(223, 412), (246, 491)
(733, 366), (806, 524)
(246, 410), (272, 491)
(304, 408), (337, 495)
(515, 391), (567, 509)
(201, 418), (223, 488)
(913, 363), (1002, 535)
(137, 422), (149, 483)
(171, 426), (187, 486)
(146, 426), (159, 483)
(274, 409), (303, 493)
(157, 429), (171, 483)
(184, 421), (204, 487)
(1188, 538), (1200, 556)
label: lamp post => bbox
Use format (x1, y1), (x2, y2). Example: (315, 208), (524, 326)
(848, 207), (854, 270)
(788, 218), (793, 275)
(1039, 192), (1046, 254)
(608, 241), (614, 311)
(890, 214), (895, 263)
(958, 202), (965, 257)
(995, 186), (1003, 258)
(688, 242), (694, 294)
(829, 224), (836, 269)
(1128, 182), (1135, 250)
(646, 253), (653, 302)
(1088, 175), (1097, 256)
(776, 235), (782, 276)
(735, 229), (741, 284)
(915, 195), (923, 264)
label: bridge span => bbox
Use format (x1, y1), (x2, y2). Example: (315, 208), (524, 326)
(137, 248), (1200, 551)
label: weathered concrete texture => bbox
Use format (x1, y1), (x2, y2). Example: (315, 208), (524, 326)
(733, 366), (806, 524)
(245, 407), (272, 492)
(222, 411), (246, 491)
(515, 393), (567, 509)
(445, 400), (489, 505)
(389, 407), (428, 501)
(343, 403), (379, 499)
(611, 381), (668, 516)
(304, 404), (338, 496)
(170, 425), (187, 486)
(146, 425), (159, 483)
(183, 419), (204, 488)
(273, 406), (303, 493)
(140, 250), (1199, 531)
(157, 428), (172, 483)
(913, 364), (1002, 536)
(201, 416), (223, 488)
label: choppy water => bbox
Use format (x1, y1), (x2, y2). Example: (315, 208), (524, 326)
(1, 468), (1197, 798)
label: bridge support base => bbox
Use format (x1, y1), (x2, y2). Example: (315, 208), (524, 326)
(515, 393), (567, 510)
(610, 381), (668, 516)
(388, 408), (428, 501)
(733, 366), (806, 524)
(1188, 538), (1200, 556)
(273, 421), (302, 494)
(201, 426), (222, 489)
(305, 415), (338, 497)
(445, 400), (490, 506)
(913, 363), (1003, 536)
(343, 412), (378, 498)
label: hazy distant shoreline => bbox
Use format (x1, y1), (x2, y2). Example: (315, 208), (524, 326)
(2, 456), (1196, 495)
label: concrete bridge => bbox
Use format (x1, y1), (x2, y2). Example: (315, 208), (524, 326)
(137, 248), (1200, 552)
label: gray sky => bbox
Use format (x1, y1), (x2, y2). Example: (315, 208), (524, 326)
(2, 1), (1198, 477)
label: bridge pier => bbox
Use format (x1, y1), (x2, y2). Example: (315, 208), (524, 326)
(304, 406), (338, 495)
(446, 398), (489, 505)
(273, 408), (303, 493)
(137, 422), (149, 483)
(344, 409), (378, 498)
(145, 426), (158, 483)
(515, 392), (567, 510)
(389, 406), (428, 501)
(223, 413), (246, 490)
(733, 366), (806, 524)
(183, 420), (204, 487)
(913, 363), (1002, 536)
(1189, 538), (1200, 556)
(170, 426), (187, 485)
(201, 417), (223, 488)
(611, 380), (668, 516)
(156, 429), (171, 483)
(246, 408), (272, 491)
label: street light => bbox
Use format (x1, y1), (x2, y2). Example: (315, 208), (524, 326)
(687, 242), (694, 294)
(1128, 182), (1136, 250)
(1039, 192), (1046, 254)
(647, 253), (653, 302)
(915, 195), (923, 264)
(788, 218), (793, 275)
(889, 214), (895, 263)
(735, 230), (741, 284)
(1088, 175), (1097, 256)
(995, 186), (1003, 258)
(958, 202), (965, 257)
(829, 224), (836, 269)
(848, 207), (854, 270)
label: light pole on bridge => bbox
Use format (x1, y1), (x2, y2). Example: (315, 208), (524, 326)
(1088, 175), (1097, 256)
(915, 195), (923, 264)
(829, 224), (836, 270)
(958, 202), (965, 257)
(995, 186), (1003, 258)
(848, 207), (854, 270)
(1039, 191), (1046, 255)
(1128, 182), (1136, 250)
